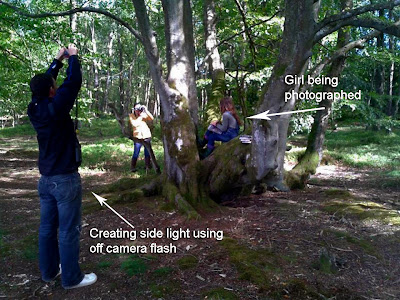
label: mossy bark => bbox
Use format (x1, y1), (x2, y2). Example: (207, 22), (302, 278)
(200, 138), (252, 201)
(204, 69), (226, 125)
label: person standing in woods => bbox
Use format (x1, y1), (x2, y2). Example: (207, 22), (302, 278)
(27, 44), (97, 289)
(129, 103), (155, 172)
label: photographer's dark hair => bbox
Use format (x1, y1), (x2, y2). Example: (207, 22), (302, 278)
(30, 73), (54, 98)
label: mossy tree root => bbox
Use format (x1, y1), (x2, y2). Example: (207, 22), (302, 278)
(162, 181), (200, 220)
(286, 151), (319, 189)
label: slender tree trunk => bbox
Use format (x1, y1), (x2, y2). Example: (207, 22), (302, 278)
(91, 18), (100, 114)
(374, 10), (385, 97)
(102, 31), (114, 113)
(387, 9), (394, 116)
(118, 32), (125, 116)
(203, 0), (226, 125)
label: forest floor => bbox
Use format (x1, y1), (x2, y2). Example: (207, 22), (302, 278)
(1, 134), (400, 300)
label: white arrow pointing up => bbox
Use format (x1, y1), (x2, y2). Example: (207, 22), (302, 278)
(92, 192), (135, 230)
(248, 107), (326, 120)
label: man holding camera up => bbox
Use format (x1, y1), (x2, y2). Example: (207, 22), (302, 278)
(28, 44), (96, 289)
(129, 103), (155, 172)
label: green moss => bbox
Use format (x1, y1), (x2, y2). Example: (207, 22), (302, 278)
(324, 189), (354, 199)
(19, 234), (38, 261)
(97, 261), (112, 270)
(286, 151), (320, 189)
(221, 238), (281, 290)
(177, 255), (198, 270)
(328, 230), (379, 257)
(0, 229), (11, 257)
(202, 287), (239, 300)
(204, 139), (250, 198)
(312, 249), (337, 274)
(149, 280), (181, 298)
(162, 181), (200, 219)
(321, 200), (400, 226)
(153, 267), (174, 277)
(114, 188), (144, 204)
(121, 255), (148, 276)
(100, 176), (155, 194)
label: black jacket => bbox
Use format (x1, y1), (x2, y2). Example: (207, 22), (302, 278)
(28, 56), (82, 176)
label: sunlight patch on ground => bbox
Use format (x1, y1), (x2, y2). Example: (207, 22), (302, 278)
(314, 165), (363, 180)
(80, 167), (108, 175)
(1, 189), (36, 195)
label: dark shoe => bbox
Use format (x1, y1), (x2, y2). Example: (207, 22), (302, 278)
(131, 158), (137, 172)
(145, 156), (152, 169)
(200, 147), (214, 160)
(197, 138), (207, 149)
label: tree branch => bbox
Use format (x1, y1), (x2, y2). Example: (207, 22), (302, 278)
(197, 10), (282, 73)
(317, 0), (400, 32)
(233, 0), (257, 61)
(303, 23), (400, 92)
(0, 1), (143, 43)
(315, 16), (400, 42)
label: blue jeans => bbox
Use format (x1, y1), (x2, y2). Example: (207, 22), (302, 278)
(132, 140), (150, 159)
(205, 127), (239, 149)
(38, 172), (84, 288)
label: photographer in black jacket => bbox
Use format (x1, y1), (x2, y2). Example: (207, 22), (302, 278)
(28, 44), (96, 289)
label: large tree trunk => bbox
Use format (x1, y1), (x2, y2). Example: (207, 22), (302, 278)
(203, 0), (225, 126)
(247, 0), (316, 191)
(288, 0), (353, 189)
(131, 0), (211, 216)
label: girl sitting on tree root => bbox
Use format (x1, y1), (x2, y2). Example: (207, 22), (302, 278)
(199, 97), (241, 159)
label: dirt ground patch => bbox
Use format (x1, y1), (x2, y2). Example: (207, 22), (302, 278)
(1, 137), (399, 299)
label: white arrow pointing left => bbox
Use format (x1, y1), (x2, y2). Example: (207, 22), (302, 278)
(92, 192), (135, 230)
(248, 107), (325, 120)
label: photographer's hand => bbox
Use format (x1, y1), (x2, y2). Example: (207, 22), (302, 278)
(56, 47), (67, 62)
(67, 43), (78, 56)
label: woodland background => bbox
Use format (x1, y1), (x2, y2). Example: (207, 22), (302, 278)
(1, 0), (400, 299)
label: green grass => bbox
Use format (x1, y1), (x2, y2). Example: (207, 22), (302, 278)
(121, 255), (149, 276)
(0, 117), (164, 173)
(3, 120), (399, 178)
(220, 237), (282, 290)
(324, 128), (400, 169)
(0, 229), (11, 257)
(176, 255), (198, 270)
(0, 124), (35, 138)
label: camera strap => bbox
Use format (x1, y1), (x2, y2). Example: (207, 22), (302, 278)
(74, 98), (79, 133)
